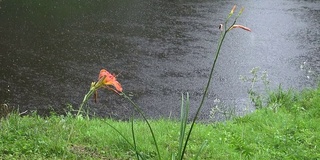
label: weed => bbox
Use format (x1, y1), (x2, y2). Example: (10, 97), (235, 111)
(240, 67), (271, 109)
(210, 101), (236, 121)
(0, 103), (11, 119)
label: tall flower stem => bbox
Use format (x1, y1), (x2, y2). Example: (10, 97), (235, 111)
(180, 19), (237, 159)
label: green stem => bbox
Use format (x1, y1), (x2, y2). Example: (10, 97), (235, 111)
(77, 76), (106, 117)
(121, 92), (161, 160)
(77, 88), (95, 116)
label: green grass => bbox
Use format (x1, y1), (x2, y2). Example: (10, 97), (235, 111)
(1, 86), (320, 159)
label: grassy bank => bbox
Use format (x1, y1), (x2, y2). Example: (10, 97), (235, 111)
(1, 86), (319, 159)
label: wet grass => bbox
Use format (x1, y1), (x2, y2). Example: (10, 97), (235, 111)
(1, 85), (320, 159)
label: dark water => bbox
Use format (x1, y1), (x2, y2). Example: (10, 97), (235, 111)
(0, 0), (319, 120)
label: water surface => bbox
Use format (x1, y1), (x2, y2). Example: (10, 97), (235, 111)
(0, 0), (319, 120)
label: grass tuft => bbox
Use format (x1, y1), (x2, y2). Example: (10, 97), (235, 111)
(1, 85), (320, 159)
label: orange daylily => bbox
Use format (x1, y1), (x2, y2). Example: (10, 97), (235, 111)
(98, 69), (123, 92)
(94, 69), (123, 102)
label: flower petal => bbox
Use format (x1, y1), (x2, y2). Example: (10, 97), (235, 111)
(230, 25), (251, 32)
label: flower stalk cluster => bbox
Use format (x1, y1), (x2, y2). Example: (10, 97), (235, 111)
(79, 4), (251, 160)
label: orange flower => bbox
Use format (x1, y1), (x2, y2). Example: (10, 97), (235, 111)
(229, 25), (251, 32)
(94, 69), (123, 102)
(98, 69), (123, 93)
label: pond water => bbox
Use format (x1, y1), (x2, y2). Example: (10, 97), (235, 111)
(0, 0), (319, 120)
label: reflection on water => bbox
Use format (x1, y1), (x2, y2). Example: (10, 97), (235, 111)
(0, 0), (319, 120)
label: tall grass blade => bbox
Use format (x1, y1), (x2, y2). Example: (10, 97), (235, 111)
(178, 93), (185, 159)
(194, 140), (208, 160)
(177, 93), (190, 159)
